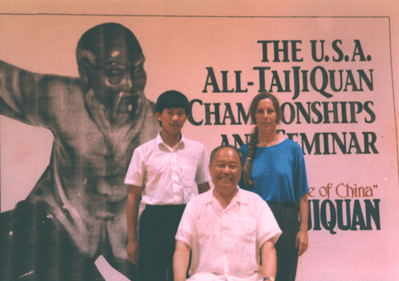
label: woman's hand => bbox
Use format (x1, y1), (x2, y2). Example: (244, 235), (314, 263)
(296, 229), (308, 256)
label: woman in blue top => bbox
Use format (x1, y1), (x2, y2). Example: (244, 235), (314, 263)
(240, 92), (309, 281)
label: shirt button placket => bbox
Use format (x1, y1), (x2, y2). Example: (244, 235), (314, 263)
(171, 152), (180, 203)
(222, 212), (229, 275)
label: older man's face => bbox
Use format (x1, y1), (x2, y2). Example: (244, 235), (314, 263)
(210, 147), (242, 194)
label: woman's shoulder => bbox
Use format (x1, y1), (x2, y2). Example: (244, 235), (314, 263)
(239, 143), (249, 153)
(280, 137), (296, 146)
(280, 138), (305, 155)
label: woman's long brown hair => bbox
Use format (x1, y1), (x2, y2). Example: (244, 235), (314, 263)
(242, 92), (281, 189)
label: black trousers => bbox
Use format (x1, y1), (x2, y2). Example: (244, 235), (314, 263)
(268, 203), (300, 281)
(138, 204), (186, 281)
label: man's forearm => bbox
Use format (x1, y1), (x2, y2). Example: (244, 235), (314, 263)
(173, 240), (191, 281)
(126, 185), (142, 264)
(261, 240), (277, 279)
(126, 185), (142, 241)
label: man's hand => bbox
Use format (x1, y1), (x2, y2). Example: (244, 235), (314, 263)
(127, 239), (139, 265)
(296, 229), (308, 256)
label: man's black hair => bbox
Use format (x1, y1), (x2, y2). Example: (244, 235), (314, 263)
(155, 90), (191, 116)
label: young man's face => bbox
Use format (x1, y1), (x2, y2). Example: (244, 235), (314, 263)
(156, 108), (187, 136)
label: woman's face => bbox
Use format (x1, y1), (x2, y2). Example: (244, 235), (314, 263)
(255, 98), (278, 130)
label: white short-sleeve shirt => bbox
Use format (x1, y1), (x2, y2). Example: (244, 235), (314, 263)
(175, 188), (282, 281)
(124, 133), (210, 205)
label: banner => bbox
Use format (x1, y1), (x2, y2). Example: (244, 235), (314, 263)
(1, 15), (398, 280)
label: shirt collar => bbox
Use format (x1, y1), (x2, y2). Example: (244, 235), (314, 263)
(156, 132), (186, 149)
(231, 187), (249, 205)
(155, 132), (163, 145)
(204, 186), (249, 205)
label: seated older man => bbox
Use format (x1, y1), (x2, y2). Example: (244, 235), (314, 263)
(173, 145), (282, 281)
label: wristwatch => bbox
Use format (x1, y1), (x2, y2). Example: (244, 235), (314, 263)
(263, 277), (275, 281)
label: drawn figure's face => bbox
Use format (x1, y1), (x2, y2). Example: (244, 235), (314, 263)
(77, 24), (147, 126)
(89, 42), (146, 122)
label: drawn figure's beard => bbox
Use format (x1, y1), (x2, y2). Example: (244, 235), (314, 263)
(85, 89), (143, 128)
(110, 91), (140, 126)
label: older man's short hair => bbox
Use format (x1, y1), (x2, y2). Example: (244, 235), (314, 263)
(209, 145), (244, 166)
